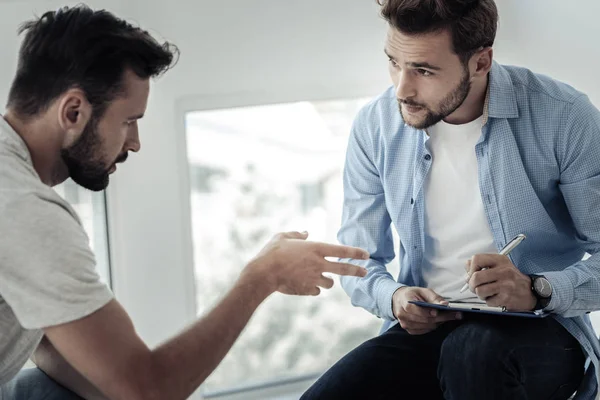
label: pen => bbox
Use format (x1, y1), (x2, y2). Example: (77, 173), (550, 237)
(459, 234), (527, 293)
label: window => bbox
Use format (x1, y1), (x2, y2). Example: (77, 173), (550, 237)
(186, 98), (397, 394)
(54, 180), (111, 286)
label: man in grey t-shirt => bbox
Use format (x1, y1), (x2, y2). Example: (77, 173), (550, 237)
(0, 6), (369, 399)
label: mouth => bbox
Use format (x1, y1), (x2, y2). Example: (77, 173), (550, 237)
(403, 104), (424, 114)
(109, 165), (117, 174)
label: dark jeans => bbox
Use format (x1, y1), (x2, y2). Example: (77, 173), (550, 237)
(302, 315), (585, 400)
(0, 368), (82, 400)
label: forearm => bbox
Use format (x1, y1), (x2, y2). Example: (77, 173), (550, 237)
(340, 258), (402, 320)
(149, 270), (273, 399)
(32, 336), (108, 400)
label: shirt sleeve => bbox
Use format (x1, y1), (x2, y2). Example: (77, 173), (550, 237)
(0, 192), (114, 329)
(545, 94), (600, 317)
(338, 106), (403, 321)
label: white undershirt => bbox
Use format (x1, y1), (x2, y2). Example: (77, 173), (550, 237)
(421, 116), (496, 303)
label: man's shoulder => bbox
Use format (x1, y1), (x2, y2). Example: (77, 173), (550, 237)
(0, 124), (73, 212)
(0, 153), (79, 232)
(0, 151), (56, 207)
(501, 64), (585, 105)
(0, 123), (41, 191)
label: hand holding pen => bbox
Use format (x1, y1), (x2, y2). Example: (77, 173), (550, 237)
(460, 234), (526, 293)
(459, 234), (536, 312)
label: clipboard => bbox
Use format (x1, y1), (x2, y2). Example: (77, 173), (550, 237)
(409, 300), (550, 319)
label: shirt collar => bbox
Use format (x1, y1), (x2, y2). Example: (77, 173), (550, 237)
(483, 61), (520, 124)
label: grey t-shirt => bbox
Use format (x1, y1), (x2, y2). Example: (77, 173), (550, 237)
(0, 117), (113, 384)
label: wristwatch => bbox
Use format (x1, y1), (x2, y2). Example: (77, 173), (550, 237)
(529, 274), (552, 310)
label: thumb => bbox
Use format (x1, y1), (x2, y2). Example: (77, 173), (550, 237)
(420, 288), (447, 305)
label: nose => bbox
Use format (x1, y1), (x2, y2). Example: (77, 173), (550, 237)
(126, 123), (141, 153)
(395, 70), (417, 101)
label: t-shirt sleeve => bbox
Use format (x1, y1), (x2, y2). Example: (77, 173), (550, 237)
(0, 192), (114, 329)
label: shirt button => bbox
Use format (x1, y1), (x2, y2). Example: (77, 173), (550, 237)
(424, 154), (431, 161)
(410, 198), (414, 205)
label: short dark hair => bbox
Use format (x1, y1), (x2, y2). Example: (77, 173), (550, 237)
(7, 4), (179, 119)
(377, 0), (498, 63)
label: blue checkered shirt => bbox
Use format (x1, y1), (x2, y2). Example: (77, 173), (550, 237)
(339, 61), (600, 399)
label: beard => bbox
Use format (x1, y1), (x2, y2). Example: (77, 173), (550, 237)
(399, 67), (472, 130)
(61, 118), (126, 192)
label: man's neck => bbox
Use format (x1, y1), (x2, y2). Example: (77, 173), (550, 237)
(443, 74), (489, 126)
(2, 111), (67, 187)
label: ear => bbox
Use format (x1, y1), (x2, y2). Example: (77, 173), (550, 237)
(469, 47), (493, 79)
(56, 88), (93, 148)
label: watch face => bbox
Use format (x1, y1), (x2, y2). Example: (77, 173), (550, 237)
(534, 277), (552, 298)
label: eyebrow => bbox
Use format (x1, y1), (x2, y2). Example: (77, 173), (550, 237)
(406, 62), (442, 71)
(384, 49), (442, 71)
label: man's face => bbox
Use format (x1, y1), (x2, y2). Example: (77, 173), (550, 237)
(61, 70), (149, 191)
(385, 27), (472, 130)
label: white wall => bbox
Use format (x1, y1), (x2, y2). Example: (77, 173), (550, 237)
(494, 0), (600, 105)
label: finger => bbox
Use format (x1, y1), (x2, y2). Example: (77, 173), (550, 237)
(464, 259), (471, 272)
(470, 268), (501, 290)
(469, 253), (509, 273)
(474, 281), (502, 300)
(406, 329), (428, 335)
(433, 312), (463, 323)
(317, 275), (335, 289)
(279, 231), (309, 240)
(309, 287), (321, 296)
(403, 303), (437, 323)
(485, 294), (508, 308)
(417, 288), (447, 305)
(323, 261), (368, 277)
(317, 243), (370, 260)
(397, 319), (437, 332)
(485, 282), (515, 308)
(400, 311), (432, 325)
(404, 324), (439, 335)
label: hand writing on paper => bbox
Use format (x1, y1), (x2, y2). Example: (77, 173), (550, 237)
(464, 254), (536, 312)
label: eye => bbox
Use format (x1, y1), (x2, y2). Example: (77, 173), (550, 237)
(388, 57), (399, 68)
(417, 69), (433, 77)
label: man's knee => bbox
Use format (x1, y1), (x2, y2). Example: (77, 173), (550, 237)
(3, 368), (82, 400)
(438, 322), (512, 378)
(302, 329), (420, 399)
(301, 342), (386, 399)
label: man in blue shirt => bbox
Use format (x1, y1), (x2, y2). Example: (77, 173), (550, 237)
(302, 0), (600, 399)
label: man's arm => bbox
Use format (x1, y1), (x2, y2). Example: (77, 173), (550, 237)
(464, 95), (600, 317)
(44, 281), (267, 400)
(43, 232), (369, 400)
(32, 337), (107, 400)
(338, 107), (403, 321)
(543, 94), (600, 317)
